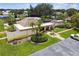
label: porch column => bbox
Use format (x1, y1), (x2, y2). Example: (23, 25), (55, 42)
(48, 26), (51, 30)
(44, 27), (46, 31)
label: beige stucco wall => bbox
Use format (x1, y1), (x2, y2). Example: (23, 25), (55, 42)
(6, 29), (34, 41)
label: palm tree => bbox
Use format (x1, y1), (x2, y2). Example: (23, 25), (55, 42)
(7, 14), (16, 25)
(30, 19), (43, 35)
(30, 22), (36, 34)
(31, 20), (47, 43)
(29, 3), (53, 17)
(35, 20), (43, 34)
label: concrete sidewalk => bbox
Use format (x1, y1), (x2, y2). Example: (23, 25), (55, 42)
(0, 37), (7, 40)
(47, 32), (65, 40)
(58, 28), (73, 34)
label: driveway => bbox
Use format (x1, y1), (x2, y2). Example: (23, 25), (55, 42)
(31, 38), (79, 56)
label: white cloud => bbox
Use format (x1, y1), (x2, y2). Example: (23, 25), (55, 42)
(53, 3), (79, 9)
(69, 4), (79, 9)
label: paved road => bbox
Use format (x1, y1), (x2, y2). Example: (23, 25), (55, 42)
(31, 38), (79, 56)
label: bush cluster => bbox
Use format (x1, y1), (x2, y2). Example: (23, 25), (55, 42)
(31, 33), (48, 43)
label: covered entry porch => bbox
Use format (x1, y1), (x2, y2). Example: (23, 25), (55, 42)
(14, 22), (54, 32)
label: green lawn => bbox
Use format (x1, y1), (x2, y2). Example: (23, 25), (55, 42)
(53, 27), (67, 33)
(0, 34), (60, 56)
(60, 29), (79, 39)
(0, 32), (6, 38)
(0, 20), (4, 32)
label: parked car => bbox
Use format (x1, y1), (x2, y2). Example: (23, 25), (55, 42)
(71, 34), (79, 41)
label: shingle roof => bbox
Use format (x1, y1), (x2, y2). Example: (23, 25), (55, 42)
(17, 17), (40, 27)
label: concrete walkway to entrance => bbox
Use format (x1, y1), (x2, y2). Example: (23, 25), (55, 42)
(47, 32), (65, 40)
(47, 28), (73, 40)
(0, 37), (7, 40)
(58, 28), (73, 34)
(54, 33), (65, 40)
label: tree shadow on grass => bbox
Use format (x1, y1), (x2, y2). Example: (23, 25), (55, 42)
(73, 28), (79, 33)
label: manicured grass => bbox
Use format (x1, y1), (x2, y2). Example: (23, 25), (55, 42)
(0, 32), (6, 38)
(0, 20), (4, 32)
(60, 29), (79, 39)
(0, 34), (60, 56)
(53, 27), (67, 33)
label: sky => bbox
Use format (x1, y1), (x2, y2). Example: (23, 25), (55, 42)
(0, 3), (79, 9)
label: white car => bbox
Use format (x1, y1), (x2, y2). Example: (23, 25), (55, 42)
(71, 34), (79, 41)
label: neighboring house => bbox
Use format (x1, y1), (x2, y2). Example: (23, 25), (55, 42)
(23, 11), (28, 16)
(0, 15), (8, 18)
(0, 10), (9, 18)
(2, 10), (9, 16)
(51, 20), (64, 26)
(53, 11), (62, 19)
(56, 12), (62, 15)
(65, 17), (71, 21)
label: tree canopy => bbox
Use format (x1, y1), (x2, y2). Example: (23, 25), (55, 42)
(28, 3), (53, 17)
(57, 12), (68, 20)
(66, 8), (78, 17)
(71, 13), (79, 27)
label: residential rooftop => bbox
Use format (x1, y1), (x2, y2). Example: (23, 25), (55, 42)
(17, 17), (41, 27)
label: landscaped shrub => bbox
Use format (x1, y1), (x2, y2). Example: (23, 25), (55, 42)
(73, 28), (79, 32)
(41, 15), (52, 23)
(64, 22), (72, 29)
(31, 33), (48, 43)
(56, 25), (65, 28)
(7, 25), (16, 32)
(56, 22), (71, 29)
